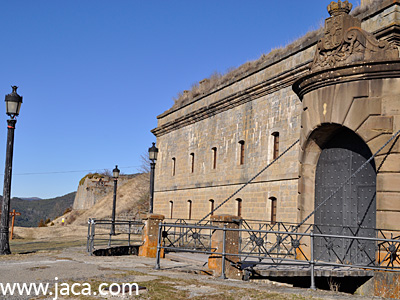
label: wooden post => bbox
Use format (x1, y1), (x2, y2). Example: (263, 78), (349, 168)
(0, 209), (21, 240)
(9, 210), (21, 240)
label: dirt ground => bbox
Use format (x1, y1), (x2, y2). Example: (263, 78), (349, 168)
(0, 226), (386, 300)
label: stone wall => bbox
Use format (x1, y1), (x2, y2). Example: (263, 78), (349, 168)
(152, 0), (400, 226)
(153, 66), (308, 222)
(293, 0), (400, 231)
(72, 175), (132, 210)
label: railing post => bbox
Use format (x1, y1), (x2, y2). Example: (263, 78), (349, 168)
(128, 221), (131, 247)
(90, 219), (95, 255)
(310, 230), (316, 290)
(108, 221), (112, 248)
(220, 225), (227, 279)
(155, 222), (162, 270)
(87, 218), (91, 253)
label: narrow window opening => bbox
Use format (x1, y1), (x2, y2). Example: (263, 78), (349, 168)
(270, 197), (277, 224)
(239, 140), (245, 165)
(212, 147), (217, 169)
(187, 200), (192, 220)
(236, 198), (242, 217)
(172, 157), (176, 176)
(272, 132), (279, 160)
(209, 199), (215, 216)
(169, 201), (174, 219)
(190, 153), (195, 173)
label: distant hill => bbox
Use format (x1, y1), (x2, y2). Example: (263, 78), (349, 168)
(0, 192), (76, 227)
(19, 197), (42, 201)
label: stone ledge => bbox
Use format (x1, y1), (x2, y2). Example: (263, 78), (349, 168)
(293, 60), (400, 100)
(210, 214), (241, 223)
(152, 63), (310, 137)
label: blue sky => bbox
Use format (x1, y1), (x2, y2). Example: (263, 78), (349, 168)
(0, 0), (358, 198)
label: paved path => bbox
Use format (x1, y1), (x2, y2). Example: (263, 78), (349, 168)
(0, 246), (385, 300)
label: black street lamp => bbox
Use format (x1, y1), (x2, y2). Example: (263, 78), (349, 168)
(110, 165), (120, 235)
(148, 142), (158, 214)
(0, 86), (22, 255)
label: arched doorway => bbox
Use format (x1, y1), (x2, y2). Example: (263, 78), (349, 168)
(314, 127), (376, 265)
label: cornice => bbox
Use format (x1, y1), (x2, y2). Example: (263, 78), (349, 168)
(293, 60), (400, 100)
(151, 62), (311, 137)
(356, 0), (400, 22)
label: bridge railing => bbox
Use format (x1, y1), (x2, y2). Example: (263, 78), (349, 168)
(155, 222), (400, 288)
(239, 219), (313, 261)
(87, 218), (144, 254)
(160, 220), (215, 252)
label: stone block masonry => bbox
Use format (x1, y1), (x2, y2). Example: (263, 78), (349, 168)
(150, 1), (400, 296)
(152, 0), (400, 233)
(139, 214), (165, 258)
(73, 175), (135, 210)
(208, 215), (242, 279)
(153, 78), (305, 223)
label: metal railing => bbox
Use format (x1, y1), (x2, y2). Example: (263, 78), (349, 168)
(155, 222), (400, 288)
(239, 219), (312, 261)
(87, 218), (144, 254)
(161, 219), (214, 251)
(239, 219), (400, 266)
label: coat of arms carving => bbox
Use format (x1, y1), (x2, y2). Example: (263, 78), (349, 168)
(324, 16), (344, 49)
(312, 0), (398, 71)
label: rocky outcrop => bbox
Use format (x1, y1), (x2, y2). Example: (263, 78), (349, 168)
(72, 174), (135, 210)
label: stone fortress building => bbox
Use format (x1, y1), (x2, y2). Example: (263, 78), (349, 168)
(73, 173), (135, 210)
(151, 0), (400, 236)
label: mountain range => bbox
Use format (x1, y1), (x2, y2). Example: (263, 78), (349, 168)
(18, 197), (42, 201)
(0, 192), (76, 227)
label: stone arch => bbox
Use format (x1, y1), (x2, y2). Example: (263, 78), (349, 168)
(299, 123), (344, 223)
(299, 123), (377, 264)
(298, 123), (376, 223)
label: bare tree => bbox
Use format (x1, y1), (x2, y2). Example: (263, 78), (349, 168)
(100, 169), (112, 177)
(139, 151), (151, 173)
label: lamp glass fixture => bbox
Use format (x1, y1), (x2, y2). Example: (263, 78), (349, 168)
(148, 142), (159, 161)
(113, 165), (120, 178)
(5, 86), (23, 117)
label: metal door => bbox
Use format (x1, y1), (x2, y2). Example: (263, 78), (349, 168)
(314, 128), (376, 265)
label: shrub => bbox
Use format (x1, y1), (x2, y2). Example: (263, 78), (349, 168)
(66, 210), (81, 225)
(79, 173), (104, 186)
(63, 207), (72, 215)
(38, 219), (46, 227)
(45, 218), (51, 224)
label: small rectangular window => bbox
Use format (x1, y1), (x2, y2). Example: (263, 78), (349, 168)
(270, 197), (277, 224)
(190, 153), (195, 173)
(209, 199), (214, 216)
(187, 200), (192, 220)
(272, 132), (279, 160)
(239, 141), (245, 165)
(236, 198), (242, 217)
(172, 157), (176, 176)
(212, 147), (217, 169)
(169, 201), (173, 219)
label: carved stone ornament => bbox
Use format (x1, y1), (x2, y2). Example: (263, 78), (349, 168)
(311, 0), (399, 71)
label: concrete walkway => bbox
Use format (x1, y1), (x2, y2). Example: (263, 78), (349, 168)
(0, 246), (385, 300)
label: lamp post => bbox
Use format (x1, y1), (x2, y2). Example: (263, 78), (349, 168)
(148, 142), (158, 214)
(0, 86), (22, 255)
(110, 165), (120, 235)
